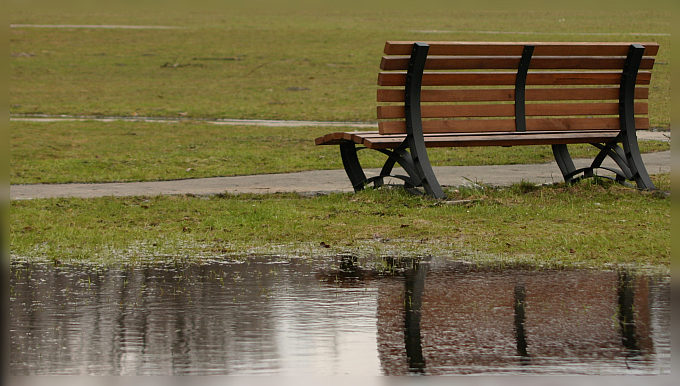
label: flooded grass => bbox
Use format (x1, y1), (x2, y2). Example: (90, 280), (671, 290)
(9, 256), (671, 375)
(10, 175), (671, 270)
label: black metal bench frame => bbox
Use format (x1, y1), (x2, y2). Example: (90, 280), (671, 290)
(336, 42), (656, 199)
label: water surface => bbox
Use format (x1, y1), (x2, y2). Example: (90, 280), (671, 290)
(9, 256), (670, 375)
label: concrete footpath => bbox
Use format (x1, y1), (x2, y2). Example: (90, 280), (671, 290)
(10, 150), (671, 200)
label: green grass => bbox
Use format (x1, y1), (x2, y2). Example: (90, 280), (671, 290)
(10, 120), (670, 184)
(10, 174), (671, 269)
(9, 7), (671, 127)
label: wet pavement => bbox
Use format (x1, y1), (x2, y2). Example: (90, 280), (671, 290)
(9, 256), (671, 376)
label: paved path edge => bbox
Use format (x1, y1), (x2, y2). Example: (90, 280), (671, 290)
(10, 151), (671, 200)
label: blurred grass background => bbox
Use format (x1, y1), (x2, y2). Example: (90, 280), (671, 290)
(9, 1), (671, 125)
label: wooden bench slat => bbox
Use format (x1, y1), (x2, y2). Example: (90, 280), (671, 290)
(377, 87), (650, 103)
(377, 87), (650, 102)
(378, 117), (649, 134)
(313, 131), (353, 146)
(352, 129), (619, 139)
(379, 88), (513, 102)
(360, 131), (622, 149)
(378, 71), (652, 86)
(315, 129), (624, 148)
(377, 102), (647, 119)
(380, 56), (656, 71)
(384, 41), (660, 56)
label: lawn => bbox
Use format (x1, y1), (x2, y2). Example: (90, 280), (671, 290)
(10, 175), (671, 269)
(9, 5), (671, 126)
(10, 120), (670, 184)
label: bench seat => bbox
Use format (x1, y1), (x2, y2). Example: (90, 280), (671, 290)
(316, 130), (621, 149)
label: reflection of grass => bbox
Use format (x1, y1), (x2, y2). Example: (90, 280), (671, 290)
(10, 174), (670, 268)
(10, 120), (670, 184)
(9, 7), (670, 127)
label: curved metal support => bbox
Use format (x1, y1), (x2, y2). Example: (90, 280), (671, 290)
(591, 143), (633, 179)
(375, 158), (396, 188)
(375, 141), (407, 188)
(339, 140), (426, 193)
(565, 166), (629, 184)
(405, 43), (445, 199)
(619, 44), (655, 190)
(553, 143), (633, 187)
(340, 142), (368, 192)
(571, 174), (635, 189)
(366, 174), (416, 188)
(376, 147), (423, 187)
(515, 46), (534, 132)
(551, 144), (578, 183)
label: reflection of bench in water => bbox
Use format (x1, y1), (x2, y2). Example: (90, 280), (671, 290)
(322, 257), (654, 375)
(10, 258), (664, 375)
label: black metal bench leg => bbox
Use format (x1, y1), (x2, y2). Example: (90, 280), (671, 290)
(618, 44), (655, 190)
(551, 144), (578, 184)
(404, 42), (445, 199)
(340, 142), (368, 192)
(621, 132), (655, 190)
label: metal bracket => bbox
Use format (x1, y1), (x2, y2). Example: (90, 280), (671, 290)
(618, 44), (655, 189)
(338, 140), (426, 193)
(515, 45), (534, 132)
(405, 42), (445, 199)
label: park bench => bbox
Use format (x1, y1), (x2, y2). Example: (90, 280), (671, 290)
(315, 41), (659, 198)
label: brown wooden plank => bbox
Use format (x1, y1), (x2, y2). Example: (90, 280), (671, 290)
(524, 87), (649, 101)
(377, 87), (649, 102)
(378, 117), (649, 134)
(314, 132), (341, 145)
(314, 132), (350, 145)
(384, 41), (660, 56)
(377, 102), (647, 119)
(379, 119), (516, 134)
(363, 131), (623, 149)
(378, 104), (513, 119)
(356, 129), (624, 142)
(378, 88), (514, 102)
(522, 102), (648, 116)
(358, 129), (620, 140)
(315, 131), (382, 146)
(529, 117), (649, 131)
(380, 56), (655, 71)
(378, 71), (652, 87)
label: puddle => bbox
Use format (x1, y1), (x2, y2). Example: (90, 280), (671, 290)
(9, 256), (670, 375)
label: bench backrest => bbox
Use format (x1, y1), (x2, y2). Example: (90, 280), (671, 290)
(376, 41), (658, 135)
